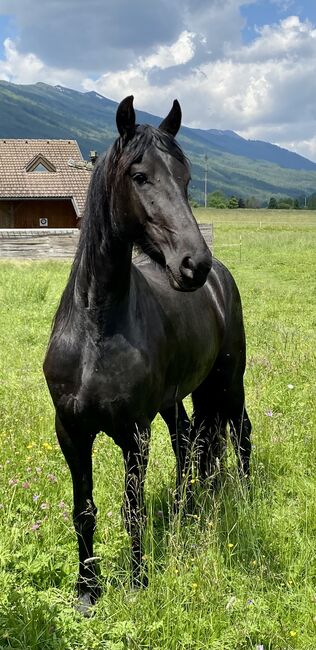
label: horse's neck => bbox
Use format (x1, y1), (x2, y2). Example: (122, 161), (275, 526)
(77, 224), (133, 312)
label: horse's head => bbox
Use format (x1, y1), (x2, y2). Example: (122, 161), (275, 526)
(110, 96), (212, 291)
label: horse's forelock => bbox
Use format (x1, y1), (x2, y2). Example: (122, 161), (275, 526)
(107, 125), (187, 189)
(112, 126), (153, 181)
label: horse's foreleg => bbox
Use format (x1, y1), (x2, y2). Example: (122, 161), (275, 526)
(121, 426), (150, 588)
(55, 414), (99, 614)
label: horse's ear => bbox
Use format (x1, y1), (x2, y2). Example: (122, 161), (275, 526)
(159, 99), (182, 137)
(116, 95), (136, 140)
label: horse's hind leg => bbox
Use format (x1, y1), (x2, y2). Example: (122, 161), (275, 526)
(192, 359), (252, 484)
(191, 381), (228, 485)
(228, 386), (252, 478)
(55, 414), (99, 615)
(160, 402), (194, 511)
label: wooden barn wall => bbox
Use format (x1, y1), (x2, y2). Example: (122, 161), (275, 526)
(0, 229), (80, 259)
(0, 199), (78, 228)
(0, 224), (212, 260)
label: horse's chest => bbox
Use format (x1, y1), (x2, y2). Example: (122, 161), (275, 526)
(73, 337), (157, 431)
(85, 348), (146, 403)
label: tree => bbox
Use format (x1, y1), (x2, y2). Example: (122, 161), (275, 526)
(268, 197), (278, 209)
(238, 197), (245, 208)
(297, 195), (306, 208)
(278, 201), (291, 209)
(207, 190), (227, 208)
(245, 196), (260, 209)
(227, 195), (239, 209)
(307, 193), (316, 209)
(280, 197), (294, 208)
(188, 194), (200, 208)
(293, 198), (300, 209)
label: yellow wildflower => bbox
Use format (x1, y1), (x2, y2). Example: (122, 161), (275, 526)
(290, 631), (297, 637)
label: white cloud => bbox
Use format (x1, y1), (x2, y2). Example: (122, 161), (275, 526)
(269, 0), (296, 12)
(0, 38), (82, 87)
(140, 31), (196, 70)
(0, 38), (43, 83)
(1, 9), (316, 161)
(81, 13), (316, 160)
(288, 135), (316, 160)
(236, 15), (316, 62)
(82, 15), (315, 119)
(0, 0), (248, 71)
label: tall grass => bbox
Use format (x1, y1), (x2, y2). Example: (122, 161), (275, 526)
(0, 210), (315, 649)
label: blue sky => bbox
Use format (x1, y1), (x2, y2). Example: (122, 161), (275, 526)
(0, 14), (15, 56)
(241, 0), (316, 42)
(0, 0), (316, 160)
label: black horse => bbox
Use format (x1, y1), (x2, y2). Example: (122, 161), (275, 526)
(43, 96), (251, 614)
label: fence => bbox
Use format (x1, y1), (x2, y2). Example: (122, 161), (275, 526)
(197, 223), (213, 250)
(0, 224), (214, 260)
(0, 228), (80, 259)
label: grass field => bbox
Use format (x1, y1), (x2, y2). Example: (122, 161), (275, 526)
(0, 209), (315, 649)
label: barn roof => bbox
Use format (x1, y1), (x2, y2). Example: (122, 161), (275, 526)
(0, 139), (91, 218)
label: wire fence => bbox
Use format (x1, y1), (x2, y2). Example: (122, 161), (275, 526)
(211, 220), (316, 228)
(200, 218), (316, 263)
(214, 236), (243, 261)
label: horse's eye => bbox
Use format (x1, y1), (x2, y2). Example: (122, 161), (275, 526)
(132, 172), (148, 186)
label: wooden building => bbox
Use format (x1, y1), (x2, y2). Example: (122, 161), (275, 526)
(0, 140), (91, 228)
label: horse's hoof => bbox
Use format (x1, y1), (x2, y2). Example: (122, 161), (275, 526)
(75, 592), (96, 618)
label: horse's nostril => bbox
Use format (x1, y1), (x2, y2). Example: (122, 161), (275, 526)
(182, 256), (195, 270)
(180, 256), (195, 280)
(179, 253), (211, 288)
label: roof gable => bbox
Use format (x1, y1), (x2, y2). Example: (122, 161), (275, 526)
(26, 153), (56, 173)
(0, 139), (91, 218)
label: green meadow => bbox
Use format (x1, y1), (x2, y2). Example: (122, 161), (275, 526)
(0, 209), (315, 649)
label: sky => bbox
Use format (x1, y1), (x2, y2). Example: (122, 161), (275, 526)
(0, 0), (316, 160)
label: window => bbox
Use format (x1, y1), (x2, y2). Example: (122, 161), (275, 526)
(33, 163), (50, 173)
(25, 154), (56, 173)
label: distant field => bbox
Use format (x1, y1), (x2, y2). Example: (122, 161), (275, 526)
(195, 207), (316, 226)
(0, 211), (315, 649)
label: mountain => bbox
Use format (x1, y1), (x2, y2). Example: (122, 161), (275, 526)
(192, 128), (316, 172)
(1, 80), (316, 203)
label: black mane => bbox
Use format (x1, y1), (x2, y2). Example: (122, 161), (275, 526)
(76, 125), (186, 272)
(52, 125), (188, 332)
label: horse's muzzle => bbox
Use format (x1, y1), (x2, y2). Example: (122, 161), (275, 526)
(167, 251), (212, 291)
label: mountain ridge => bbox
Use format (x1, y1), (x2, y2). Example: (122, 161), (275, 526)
(0, 80), (315, 203)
